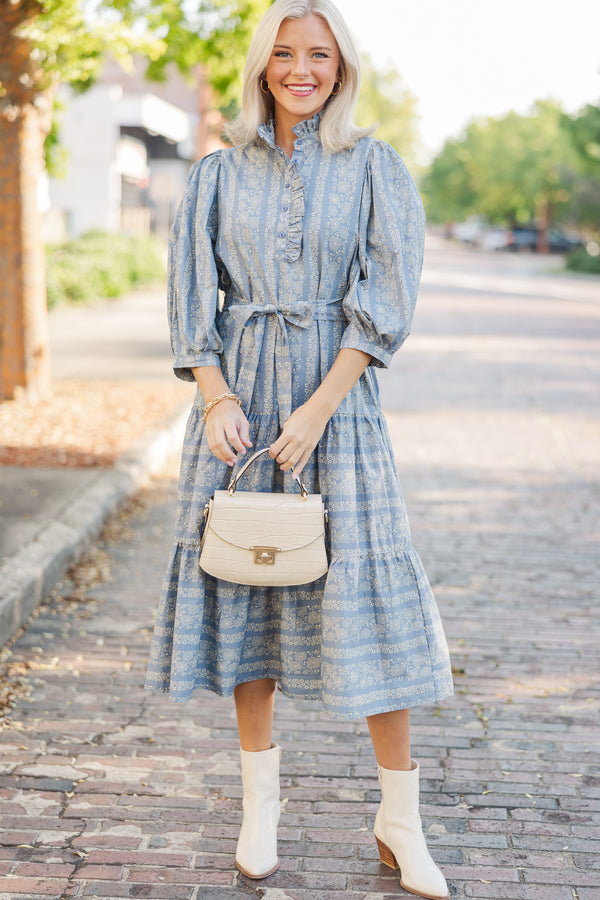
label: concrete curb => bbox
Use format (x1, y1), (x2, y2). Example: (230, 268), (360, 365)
(0, 401), (189, 646)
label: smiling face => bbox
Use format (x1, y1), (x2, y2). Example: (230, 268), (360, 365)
(265, 14), (340, 130)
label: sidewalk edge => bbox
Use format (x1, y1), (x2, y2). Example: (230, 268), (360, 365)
(0, 401), (190, 647)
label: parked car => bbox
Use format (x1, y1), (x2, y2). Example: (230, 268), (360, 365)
(505, 226), (581, 253)
(450, 217), (486, 244)
(477, 227), (511, 251)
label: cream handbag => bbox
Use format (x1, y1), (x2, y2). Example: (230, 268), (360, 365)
(199, 447), (328, 586)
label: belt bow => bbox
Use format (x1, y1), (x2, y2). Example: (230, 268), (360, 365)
(226, 300), (314, 426)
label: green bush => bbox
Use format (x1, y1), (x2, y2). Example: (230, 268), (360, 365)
(46, 231), (166, 309)
(566, 246), (600, 274)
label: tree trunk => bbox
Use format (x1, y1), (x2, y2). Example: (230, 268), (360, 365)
(535, 199), (551, 255)
(0, 0), (51, 401)
(0, 103), (52, 401)
(196, 65), (227, 159)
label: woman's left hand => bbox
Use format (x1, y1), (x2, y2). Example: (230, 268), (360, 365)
(270, 348), (371, 476)
(269, 400), (329, 477)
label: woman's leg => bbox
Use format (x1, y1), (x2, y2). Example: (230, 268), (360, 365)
(368, 707), (449, 900)
(367, 708), (411, 769)
(234, 677), (277, 750)
(233, 678), (281, 879)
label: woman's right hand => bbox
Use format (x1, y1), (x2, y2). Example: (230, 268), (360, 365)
(204, 399), (253, 466)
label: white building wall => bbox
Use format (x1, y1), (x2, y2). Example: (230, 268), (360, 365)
(48, 81), (196, 240)
(48, 85), (122, 237)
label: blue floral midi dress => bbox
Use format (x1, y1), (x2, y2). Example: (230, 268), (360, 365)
(145, 115), (454, 719)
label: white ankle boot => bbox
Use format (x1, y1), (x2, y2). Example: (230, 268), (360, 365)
(373, 760), (449, 900)
(235, 743), (281, 879)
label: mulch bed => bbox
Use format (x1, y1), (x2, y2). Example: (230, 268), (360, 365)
(0, 379), (192, 468)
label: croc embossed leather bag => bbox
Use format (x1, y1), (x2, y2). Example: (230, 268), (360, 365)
(200, 447), (328, 586)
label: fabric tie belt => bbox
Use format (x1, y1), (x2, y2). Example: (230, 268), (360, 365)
(224, 296), (345, 427)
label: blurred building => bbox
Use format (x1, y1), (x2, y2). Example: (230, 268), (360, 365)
(45, 57), (225, 242)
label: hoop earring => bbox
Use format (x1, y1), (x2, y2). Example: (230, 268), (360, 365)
(259, 78), (270, 95)
(331, 81), (342, 95)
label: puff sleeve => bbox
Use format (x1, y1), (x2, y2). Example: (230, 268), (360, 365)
(168, 151), (223, 381)
(340, 140), (426, 368)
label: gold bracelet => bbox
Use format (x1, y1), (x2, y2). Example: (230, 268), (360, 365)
(202, 392), (242, 423)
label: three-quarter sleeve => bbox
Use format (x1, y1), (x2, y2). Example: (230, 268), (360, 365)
(168, 151), (223, 381)
(341, 140), (426, 368)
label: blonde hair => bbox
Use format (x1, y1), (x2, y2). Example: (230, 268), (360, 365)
(226, 0), (373, 153)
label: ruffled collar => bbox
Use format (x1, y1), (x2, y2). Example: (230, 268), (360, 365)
(257, 113), (321, 149)
(292, 113), (321, 138)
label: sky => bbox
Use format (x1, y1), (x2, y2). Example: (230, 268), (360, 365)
(337, 0), (600, 161)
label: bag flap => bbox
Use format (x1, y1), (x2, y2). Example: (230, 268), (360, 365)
(206, 490), (325, 551)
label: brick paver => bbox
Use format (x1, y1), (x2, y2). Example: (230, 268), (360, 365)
(0, 242), (599, 899)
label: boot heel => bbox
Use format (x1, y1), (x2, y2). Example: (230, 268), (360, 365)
(375, 835), (398, 869)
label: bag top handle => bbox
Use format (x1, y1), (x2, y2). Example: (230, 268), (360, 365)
(227, 446), (308, 499)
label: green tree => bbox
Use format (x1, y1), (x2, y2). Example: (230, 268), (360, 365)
(417, 137), (476, 224)
(563, 102), (600, 174)
(0, 0), (269, 401)
(562, 102), (600, 235)
(355, 55), (421, 171)
(423, 100), (580, 250)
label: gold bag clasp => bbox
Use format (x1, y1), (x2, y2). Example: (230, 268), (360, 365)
(251, 546), (280, 566)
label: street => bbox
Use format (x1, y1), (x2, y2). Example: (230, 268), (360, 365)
(0, 238), (599, 899)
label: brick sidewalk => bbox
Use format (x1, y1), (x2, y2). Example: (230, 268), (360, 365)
(0, 248), (598, 899)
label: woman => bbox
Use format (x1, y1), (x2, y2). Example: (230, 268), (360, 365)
(146, 1), (453, 897)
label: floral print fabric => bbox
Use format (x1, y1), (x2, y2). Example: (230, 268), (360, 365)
(145, 115), (453, 719)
